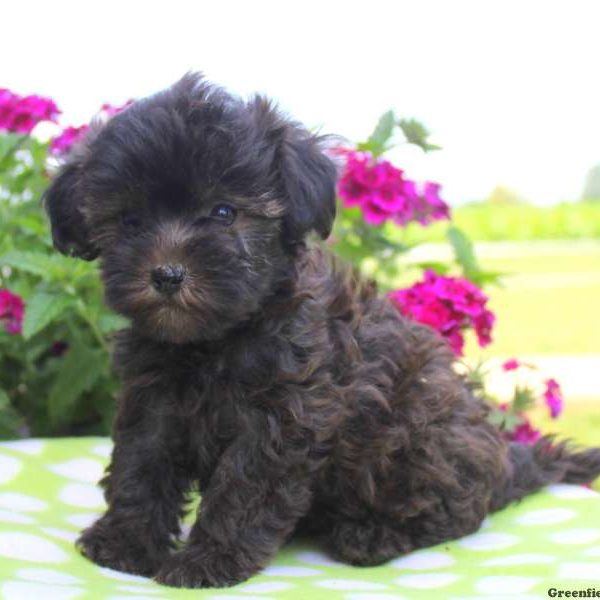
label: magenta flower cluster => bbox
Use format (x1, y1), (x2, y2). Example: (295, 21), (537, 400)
(0, 89), (59, 135)
(49, 100), (133, 156)
(389, 270), (495, 356)
(337, 150), (450, 226)
(0, 289), (25, 335)
(499, 406), (542, 445)
(497, 359), (565, 444)
(501, 358), (564, 420)
(49, 125), (88, 156)
(543, 378), (563, 419)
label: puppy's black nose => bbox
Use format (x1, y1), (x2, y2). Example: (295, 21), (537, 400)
(151, 264), (185, 294)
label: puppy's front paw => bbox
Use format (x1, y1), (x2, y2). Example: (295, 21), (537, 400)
(77, 516), (168, 576)
(155, 545), (253, 589)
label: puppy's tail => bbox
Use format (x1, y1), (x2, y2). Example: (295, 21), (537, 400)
(491, 436), (600, 510)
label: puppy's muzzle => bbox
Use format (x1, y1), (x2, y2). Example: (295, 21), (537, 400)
(151, 264), (186, 295)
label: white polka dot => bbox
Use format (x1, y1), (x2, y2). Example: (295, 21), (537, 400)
(0, 509), (35, 524)
(480, 517), (493, 529)
(475, 576), (540, 594)
(558, 562), (600, 581)
(390, 550), (455, 570)
(584, 545), (600, 557)
(549, 528), (600, 545)
(58, 483), (105, 509)
(65, 512), (100, 529)
(41, 527), (79, 543)
(262, 564), (321, 577)
(395, 573), (459, 589)
(48, 458), (104, 483)
(317, 579), (388, 591)
(0, 440), (45, 455)
(117, 585), (162, 595)
(457, 532), (519, 551)
(0, 532), (68, 563)
(295, 550), (345, 567)
(91, 443), (112, 458)
(1, 581), (82, 600)
(98, 566), (152, 583)
(239, 582), (293, 593)
(483, 553), (556, 566)
(0, 454), (22, 483)
(0, 492), (48, 512)
(547, 483), (600, 499)
(16, 567), (82, 585)
(179, 522), (192, 540)
(515, 507), (576, 525)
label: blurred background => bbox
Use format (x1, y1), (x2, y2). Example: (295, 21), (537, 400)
(1, 1), (598, 455)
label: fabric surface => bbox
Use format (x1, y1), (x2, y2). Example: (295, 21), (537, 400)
(0, 438), (599, 599)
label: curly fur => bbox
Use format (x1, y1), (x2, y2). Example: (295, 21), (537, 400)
(43, 73), (600, 588)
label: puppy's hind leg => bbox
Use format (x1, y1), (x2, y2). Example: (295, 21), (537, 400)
(325, 517), (414, 566)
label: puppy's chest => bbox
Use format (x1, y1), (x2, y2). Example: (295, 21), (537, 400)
(174, 365), (247, 484)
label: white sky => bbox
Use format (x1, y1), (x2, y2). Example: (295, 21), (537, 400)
(3, 0), (600, 205)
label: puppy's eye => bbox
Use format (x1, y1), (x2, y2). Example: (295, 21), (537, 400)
(210, 204), (237, 225)
(121, 213), (142, 229)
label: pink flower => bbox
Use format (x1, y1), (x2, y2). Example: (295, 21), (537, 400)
(502, 358), (521, 371)
(389, 270), (495, 356)
(50, 125), (89, 155)
(337, 150), (450, 227)
(0, 289), (25, 335)
(0, 89), (19, 131)
(49, 100), (133, 156)
(0, 89), (59, 134)
(509, 419), (542, 444)
(543, 378), (563, 419)
(99, 100), (134, 118)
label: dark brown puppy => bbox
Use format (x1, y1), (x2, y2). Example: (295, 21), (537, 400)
(44, 74), (600, 588)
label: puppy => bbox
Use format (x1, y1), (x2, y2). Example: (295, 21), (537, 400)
(44, 73), (600, 588)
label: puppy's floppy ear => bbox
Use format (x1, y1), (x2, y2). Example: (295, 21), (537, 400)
(43, 160), (99, 261)
(279, 127), (337, 242)
(251, 97), (338, 243)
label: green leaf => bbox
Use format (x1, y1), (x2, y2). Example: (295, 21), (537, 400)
(97, 313), (130, 334)
(48, 344), (106, 424)
(0, 251), (67, 280)
(487, 408), (523, 431)
(398, 118), (441, 152)
(22, 291), (73, 339)
(413, 261), (451, 275)
(13, 214), (49, 237)
(360, 110), (396, 157)
(512, 385), (537, 413)
(0, 133), (28, 171)
(470, 270), (504, 286)
(0, 388), (9, 409)
(0, 388), (23, 439)
(446, 225), (480, 278)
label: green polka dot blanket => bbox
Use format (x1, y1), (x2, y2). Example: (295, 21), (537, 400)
(1, 438), (599, 599)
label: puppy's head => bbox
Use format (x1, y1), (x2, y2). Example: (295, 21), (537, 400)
(44, 73), (337, 343)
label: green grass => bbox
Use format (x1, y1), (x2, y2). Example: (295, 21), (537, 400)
(400, 202), (600, 243)
(456, 242), (600, 356)
(532, 402), (600, 491)
(463, 240), (600, 490)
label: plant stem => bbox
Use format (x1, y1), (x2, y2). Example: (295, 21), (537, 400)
(75, 299), (109, 353)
